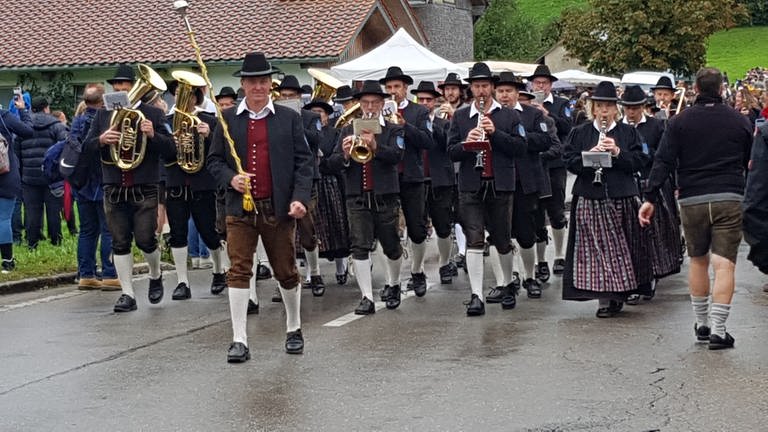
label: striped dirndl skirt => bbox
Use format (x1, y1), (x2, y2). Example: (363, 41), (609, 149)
(648, 180), (682, 278)
(562, 195), (654, 301)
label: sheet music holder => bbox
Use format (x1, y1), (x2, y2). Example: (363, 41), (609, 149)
(352, 118), (382, 135)
(581, 151), (612, 168)
(103, 91), (131, 112)
(462, 140), (491, 152)
(274, 98), (302, 113)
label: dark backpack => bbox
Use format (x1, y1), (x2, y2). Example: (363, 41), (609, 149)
(42, 139), (65, 184)
(59, 113), (95, 189)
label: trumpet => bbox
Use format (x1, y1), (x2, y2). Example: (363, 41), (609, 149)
(349, 112), (375, 164)
(592, 119), (608, 187)
(473, 97), (487, 172)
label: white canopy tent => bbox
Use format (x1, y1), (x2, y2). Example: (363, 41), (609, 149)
(331, 28), (467, 83)
(553, 69), (620, 86)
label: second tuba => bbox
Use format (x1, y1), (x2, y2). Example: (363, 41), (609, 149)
(171, 70), (207, 173)
(109, 64), (167, 171)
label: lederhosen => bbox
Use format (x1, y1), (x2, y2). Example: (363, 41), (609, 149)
(424, 115), (455, 240)
(397, 101), (434, 245)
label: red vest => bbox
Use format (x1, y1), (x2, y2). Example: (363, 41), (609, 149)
(247, 118), (272, 199)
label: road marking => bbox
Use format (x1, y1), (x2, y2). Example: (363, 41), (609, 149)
(0, 291), (86, 313)
(323, 287), (426, 327)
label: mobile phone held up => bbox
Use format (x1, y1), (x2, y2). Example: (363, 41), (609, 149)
(13, 87), (22, 101)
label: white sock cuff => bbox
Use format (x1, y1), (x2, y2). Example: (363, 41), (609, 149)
(437, 236), (452, 267)
(171, 247), (189, 285)
(113, 253), (135, 298)
(210, 247), (223, 273)
(410, 241), (426, 274)
(466, 249), (485, 298)
(304, 247), (320, 275)
(143, 249), (162, 279)
(387, 257), (402, 286)
(279, 285), (302, 332)
(519, 247), (536, 280)
(353, 258), (373, 300)
(228, 288), (250, 346)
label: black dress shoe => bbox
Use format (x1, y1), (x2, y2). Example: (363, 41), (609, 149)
(596, 300), (623, 318)
(625, 294), (641, 305)
(465, 294), (485, 316)
(439, 264), (453, 284)
(172, 282), (191, 300)
(148, 277), (164, 304)
(609, 300), (623, 313)
(523, 278), (542, 298)
(694, 323), (710, 342)
(336, 270), (348, 285)
(642, 279), (657, 301)
(256, 264), (272, 280)
(310, 275), (325, 297)
(447, 261), (459, 276)
(552, 258), (566, 275)
(354, 297), (375, 315)
(285, 329), (304, 354)
(247, 299), (259, 315)
(380, 284), (393, 302)
(454, 254), (467, 273)
(386, 284), (401, 309)
(271, 286), (282, 303)
(486, 286), (505, 303)
(210, 272), (227, 295)
(709, 331), (735, 350)
(408, 273), (427, 297)
(227, 342), (250, 363)
(501, 282), (518, 310)
(536, 262), (551, 283)
(113, 294), (137, 312)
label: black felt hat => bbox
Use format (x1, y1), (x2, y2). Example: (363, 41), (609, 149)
(274, 75), (303, 92)
(464, 62), (498, 83)
(107, 64), (135, 84)
(233, 52), (278, 77)
(410, 81), (441, 98)
(588, 81), (619, 102)
(650, 76), (675, 91)
(619, 85), (647, 106)
(303, 98), (334, 115)
(354, 80), (388, 99)
(518, 90), (536, 100)
(333, 85), (355, 103)
(215, 86), (238, 101)
(379, 66), (414, 85)
(301, 84), (313, 95)
(526, 64), (558, 82)
(438, 72), (468, 90)
(495, 71), (526, 90)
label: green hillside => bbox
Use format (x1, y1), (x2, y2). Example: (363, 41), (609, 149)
(706, 26), (768, 80)
(516, 0), (586, 24)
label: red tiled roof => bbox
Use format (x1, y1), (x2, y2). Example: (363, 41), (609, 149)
(1, 0), (379, 69)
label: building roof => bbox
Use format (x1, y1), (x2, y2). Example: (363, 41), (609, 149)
(0, 0), (382, 69)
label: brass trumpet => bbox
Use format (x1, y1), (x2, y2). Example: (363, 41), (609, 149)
(349, 112), (375, 164)
(171, 70), (207, 173)
(109, 64), (167, 171)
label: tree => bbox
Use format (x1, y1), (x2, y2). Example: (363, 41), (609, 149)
(474, 0), (547, 62)
(559, 0), (748, 76)
(738, 0), (768, 25)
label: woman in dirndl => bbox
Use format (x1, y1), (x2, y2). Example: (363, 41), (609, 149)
(561, 81), (654, 318)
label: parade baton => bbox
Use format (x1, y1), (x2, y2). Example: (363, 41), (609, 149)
(173, 0), (255, 212)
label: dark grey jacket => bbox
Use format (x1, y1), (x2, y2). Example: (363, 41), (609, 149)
(18, 113), (67, 186)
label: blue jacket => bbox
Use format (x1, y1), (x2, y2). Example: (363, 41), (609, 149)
(70, 107), (104, 202)
(0, 109), (34, 199)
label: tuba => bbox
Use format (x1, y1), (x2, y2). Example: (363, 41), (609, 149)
(109, 64), (167, 171)
(171, 70), (207, 174)
(308, 68), (344, 103)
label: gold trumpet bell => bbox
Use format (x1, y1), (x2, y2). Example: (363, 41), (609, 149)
(171, 70), (207, 174)
(349, 135), (373, 164)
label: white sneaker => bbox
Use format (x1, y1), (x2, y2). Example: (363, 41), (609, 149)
(191, 257), (201, 269)
(199, 256), (213, 269)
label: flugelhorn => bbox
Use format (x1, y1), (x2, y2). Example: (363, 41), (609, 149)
(108, 64), (167, 171)
(171, 70), (207, 173)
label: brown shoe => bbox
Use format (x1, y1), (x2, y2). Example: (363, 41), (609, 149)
(78, 278), (102, 290)
(100, 278), (122, 291)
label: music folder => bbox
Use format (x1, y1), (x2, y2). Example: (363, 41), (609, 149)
(581, 151), (612, 168)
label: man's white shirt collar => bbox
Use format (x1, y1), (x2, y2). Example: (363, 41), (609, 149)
(592, 119), (617, 132)
(236, 98), (275, 120)
(622, 115), (647, 126)
(544, 93), (554, 104)
(469, 99), (502, 118)
(514, 102), (523, 112)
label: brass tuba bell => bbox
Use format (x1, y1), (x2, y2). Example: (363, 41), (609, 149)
(108, 64), (167, 171)
(171, 70), (207, 174)
(307, 68), (344, 103)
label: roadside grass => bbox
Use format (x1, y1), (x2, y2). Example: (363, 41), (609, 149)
(706, 26), (768, 80)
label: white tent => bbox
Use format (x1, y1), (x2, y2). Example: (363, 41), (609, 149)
(553, 69), (620, 86)
(331, 28), (467, 83)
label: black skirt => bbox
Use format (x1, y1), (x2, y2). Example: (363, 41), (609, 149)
(648, 180), (682, 278)
(315, 174), (350, 259)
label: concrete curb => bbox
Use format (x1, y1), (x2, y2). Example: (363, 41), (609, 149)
(0, 262), (177, 296)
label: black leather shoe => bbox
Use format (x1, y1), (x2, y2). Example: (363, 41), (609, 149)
(439, 264), (453, 284)
(285, 329), (304, 354)
(486, 286), (506, 303)
(642, 279), (657, 301)
(709, 331), (735, 350)
(310, 275), (325, 297)
(552, 258), (566, 275)
(609, 300), (623, 313)
(626, 294), (641, 305)
(354, 297), (375, 315)
(501, 282), (518, 310)
(172, 282), (191, 300)
(454, 254), (467, 273)
(465, 294), (485, 316)
(386, 284), (402, 309)
(227, 342), (250, 363)
(523, 278), (542, 298)
(597, 300), (623, 318)
(271, 286), (282, 303)
(694, 323), (710, 342)
(148, 277), (164, 304)
(113, 294), (137, 312)
(336, 270), (348, 285)
(380, 284), (393, 302)
(256, 264), (272, 280)
(408, 273), (427, 297)
(247, 299), (259, 315)
(536, 262), (551, 283)
(210, 272), (227, 295)
(447, 261), (459, 276)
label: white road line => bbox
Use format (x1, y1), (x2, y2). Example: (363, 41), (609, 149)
(0, 291), (87, 313)
(323, 286), (427, 327)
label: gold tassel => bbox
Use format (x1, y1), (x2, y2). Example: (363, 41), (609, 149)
(242, 185), (255, 212)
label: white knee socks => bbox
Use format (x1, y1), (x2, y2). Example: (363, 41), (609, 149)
(143, 249), (161, 279)
(280, 285), (302, 332)
(353, 258), (373, 300)
(437, 236), (452, 267)
(488, 246), (504, 287)
(228, 288), (250, 346)
(210, 247), (223, 274)
(114, 253), (135, 298)
(171, 247), (188, 285)
(536, 240), (547, 263)
(520, 246), (536, 280)
(499, 249), (514, 287)
(552, 227), (566, 260)
(466, 249), (484, 299)
(304, 247), (320, 277)
(249, 252), (259, 304)
(455, 224), (467, 255)
(410, 241), (426, 274)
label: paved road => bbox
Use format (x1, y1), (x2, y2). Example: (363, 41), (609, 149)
(1, 241), (767, 432)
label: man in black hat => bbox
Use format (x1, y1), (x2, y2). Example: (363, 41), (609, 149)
(274, 75), (326, 297)
(651, 76), (677, 120)
(207, 52), (314, 362)
(527, 64), (571, 278)
(447, 62), (528, 316)
(326, 80), (405, 314)
(412, 81), (458, 284)
(486, 71), (557, 303)
(380, 66), (434, 298)
(84, 64), (177, 313)
(437, 72), (467, 119)
(333, 85), (357, 112)
(215, 86), (238, 110)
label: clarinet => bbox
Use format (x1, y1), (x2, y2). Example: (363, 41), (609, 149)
(592, 119), (608, 187)
(473, 97), (486, 172)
